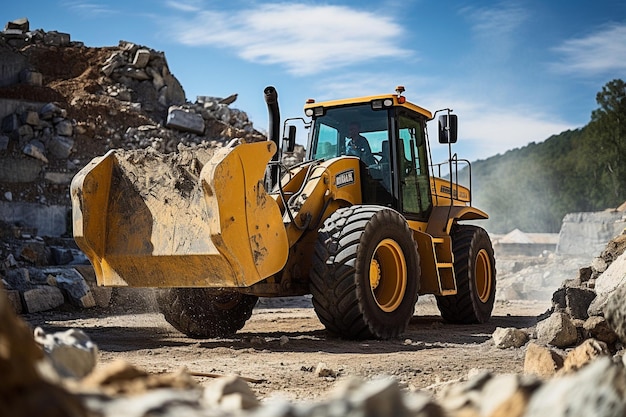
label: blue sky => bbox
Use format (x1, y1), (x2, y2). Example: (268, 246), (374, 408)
(4, 1), (625, 162)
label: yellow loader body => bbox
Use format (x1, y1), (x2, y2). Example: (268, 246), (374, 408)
(69, 86), (497, 340)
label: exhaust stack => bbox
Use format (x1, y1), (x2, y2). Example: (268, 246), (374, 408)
(264, 86), (280, 187)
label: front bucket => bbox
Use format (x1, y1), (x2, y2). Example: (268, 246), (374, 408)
(70, 141), (289, 288)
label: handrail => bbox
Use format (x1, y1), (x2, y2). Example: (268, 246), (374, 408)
(430, 155), (472, 206)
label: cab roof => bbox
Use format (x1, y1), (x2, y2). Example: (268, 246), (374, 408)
(303, 94), (433, 120)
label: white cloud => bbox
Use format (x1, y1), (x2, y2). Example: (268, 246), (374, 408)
(164, 0), (203, 13)
(164, 3), (411, 75)
(459, 1), (529, 60)
(62, 1), (116, 16)
(462, 1), (528, 38)
(550, 23), (626, 76)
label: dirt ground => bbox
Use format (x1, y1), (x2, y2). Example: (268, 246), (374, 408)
(22, 294), (549, 403)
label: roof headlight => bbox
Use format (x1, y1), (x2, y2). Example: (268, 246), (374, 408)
(305, 106), (325, 117)
(372, 99), (394, 110)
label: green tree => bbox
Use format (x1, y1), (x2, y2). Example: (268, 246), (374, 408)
(588, 79), (626, 203)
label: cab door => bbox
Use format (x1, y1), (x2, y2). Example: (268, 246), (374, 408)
(396, 110), (432, 220)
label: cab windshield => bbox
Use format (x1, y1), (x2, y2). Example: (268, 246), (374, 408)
(310, 104), (390, 163)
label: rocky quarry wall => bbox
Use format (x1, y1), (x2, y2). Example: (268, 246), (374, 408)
(557, 210), (626, 256)
(3, 17), (626, 417)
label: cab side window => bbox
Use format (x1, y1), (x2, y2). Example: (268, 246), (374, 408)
(313, 124), (339, 160)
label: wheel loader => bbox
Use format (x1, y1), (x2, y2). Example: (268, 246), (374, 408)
(70, 85), (496, 340)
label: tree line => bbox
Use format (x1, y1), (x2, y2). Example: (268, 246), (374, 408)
(469, 79), (626, 234)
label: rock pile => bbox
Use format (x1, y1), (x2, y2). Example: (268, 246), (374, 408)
(1, 102), (77, 187)
(0, 218), (110, 314)
(0, 280), (88, 417)
(488, 231), (626, 385)
(121, 95), (264, 153)
(1, 17), (75, 50)
(100, 40), (185, 112)
(520, 231), (626, 376)
(438, 357), (626, 417)
(97, 38), (265, 149)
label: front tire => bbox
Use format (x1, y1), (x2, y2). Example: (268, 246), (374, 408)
(436, 225), (496, 324)
(158, 288), (258, 338)
(310, 206), (420, 339)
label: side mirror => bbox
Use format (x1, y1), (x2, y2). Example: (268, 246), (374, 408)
(283, 125), (296, 153)
(438, 114), (458, 144)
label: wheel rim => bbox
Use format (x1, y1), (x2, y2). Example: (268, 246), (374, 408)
(474, 249), (493, 303)
(369, 238), (407, 312)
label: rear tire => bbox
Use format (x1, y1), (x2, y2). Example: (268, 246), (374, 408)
(158, 288), (258, 338)
(310, 206), (420, 339)
(436, 225), (496, 324)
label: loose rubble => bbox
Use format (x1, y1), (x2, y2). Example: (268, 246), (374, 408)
(528, 233), (626, 365)
(4, 280), (626, 416)
(491, 231), (626, 386)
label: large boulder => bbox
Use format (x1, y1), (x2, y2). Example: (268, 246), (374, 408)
(603, 283), (626, 344)
(33, 328), (98, 379)
(22, 286), (64, 313)
(493, 327), (529, 349)
(523, 342), (564, 378)
(523, 357), (626, 417)
(589, 250), (626, 315)
(536, 312), (578, 348)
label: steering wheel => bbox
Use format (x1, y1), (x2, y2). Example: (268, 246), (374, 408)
(371, 152), (384, 164)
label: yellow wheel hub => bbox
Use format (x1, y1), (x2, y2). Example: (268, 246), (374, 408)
(475, 249), (493, 303)
(370, 259), (381, 289)
(369, 239), (407, 312)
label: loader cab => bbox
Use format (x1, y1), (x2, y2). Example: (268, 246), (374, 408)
(305, 97), (433, 220)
